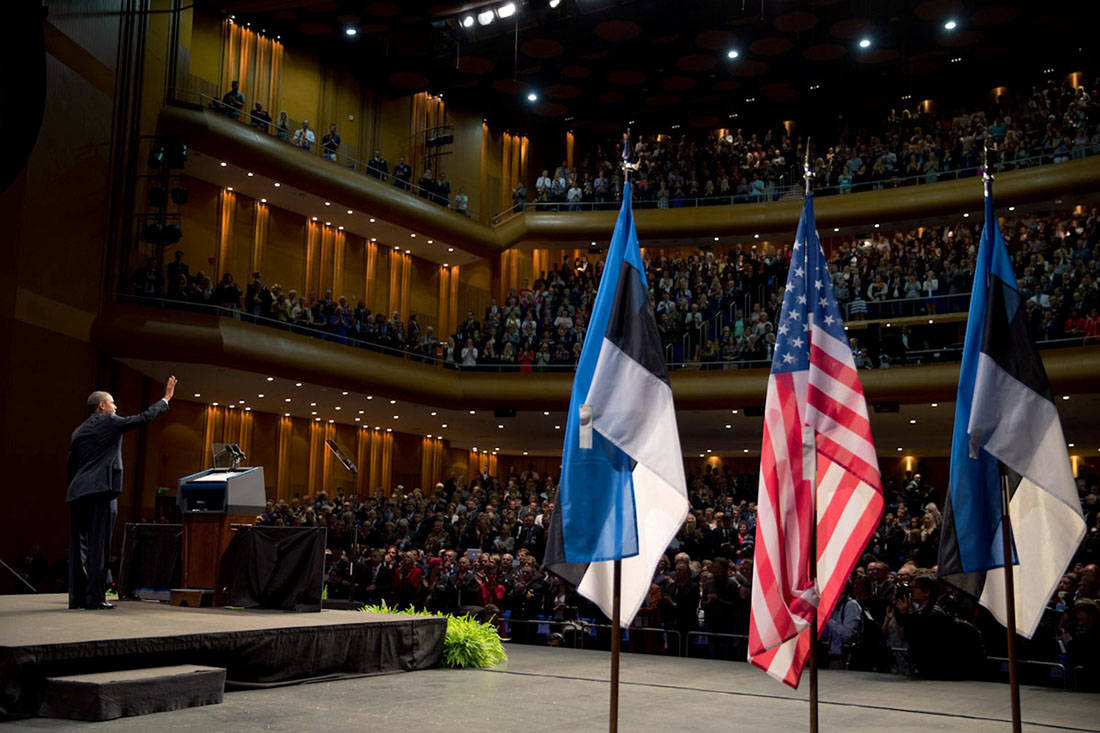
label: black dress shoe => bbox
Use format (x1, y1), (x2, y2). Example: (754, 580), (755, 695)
(84, 601), (117, 610)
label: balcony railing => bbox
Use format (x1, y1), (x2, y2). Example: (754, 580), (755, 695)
(114, 294), (1097, 373)
(167, 89), (475, 219)
(490, 146), (1097, 225)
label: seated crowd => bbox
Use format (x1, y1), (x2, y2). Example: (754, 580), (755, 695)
(131, 205), (1099, 370)
(253, 460), (1100, 688)
(523, 75), (1099, 213)
(211, 81), (468, 214)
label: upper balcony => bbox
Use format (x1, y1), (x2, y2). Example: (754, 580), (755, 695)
(158, 94), (1100, 261)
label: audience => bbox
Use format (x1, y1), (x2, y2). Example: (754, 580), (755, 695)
(524, 75), (1100, 215)
(235, 454), (1100, 687)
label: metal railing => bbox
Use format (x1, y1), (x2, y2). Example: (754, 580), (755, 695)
(168, 89), (475, 219)
(118, 294), (1097, 373)
(490, 149), (1096, 224)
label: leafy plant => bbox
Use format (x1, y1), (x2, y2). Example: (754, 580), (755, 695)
(359, 603), (507, 669)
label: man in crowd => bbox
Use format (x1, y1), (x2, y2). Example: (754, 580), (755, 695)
(219, 80), (244, 118)
(368, 149), (388, 180)
(250, 101), (272, 133)
(393, 156), (411, 190)
(292, 120), (315, 150)
(322, 123), (341, 162)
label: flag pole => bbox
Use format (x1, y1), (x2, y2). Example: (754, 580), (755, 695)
(1000, 473), (1022, 733)
(605, 129), (637, 733)
(984, 142), (1022, 733)
(803, 141), (819, 733)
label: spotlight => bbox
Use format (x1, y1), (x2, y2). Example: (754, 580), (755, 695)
(549, 0), (560, 7)
(142, 223), (164, 243)
(477, 9), (494, 25)
(497, 3), (516, 18)
(727, 49), (739, 59)
(858, 38), (871, 48)
(162, 224), (183, 244)
(527, 93), (538, 102)
(345, 27), (357, 36)
(167, 144), (187, 168)
(147, 147), (164, 169)
(944, 19), (957, 30)
(171, 187), (189, 204)
(462, 15), (474, 28)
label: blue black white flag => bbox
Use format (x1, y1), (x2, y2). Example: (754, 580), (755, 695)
(544, 184), (688, 625)
(938, 185), (1085, 637)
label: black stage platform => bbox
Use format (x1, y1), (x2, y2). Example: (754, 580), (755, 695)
(0, 594), (446, 719)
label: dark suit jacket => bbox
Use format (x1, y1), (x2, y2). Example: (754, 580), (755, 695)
(66, 400), (169, 503)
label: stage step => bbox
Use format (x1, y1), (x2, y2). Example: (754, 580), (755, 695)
(37, 665), (225, 721)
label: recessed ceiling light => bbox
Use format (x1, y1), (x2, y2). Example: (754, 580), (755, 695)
(212, 402), (218, 406)
(335, 406), (341, 411)
(523, 451), (529, 455)
(527, 93), (538, 102)
(285, 412), (290, 417)
(498, 424), (504, 429)
(310, 402), (316, 406)
(743, 449), (749, 453)
(245, 407), (251, 411)
(238, 400), (244, 404)
(448, 247), (454, 252)
(1068, 442), (1075, 448)
(1062, 395), (1070, 401)
(390, 399), (397, 404)
(285, 398), (291, 402)
(859, 38), (871, 49)
(897, 447), (903, 452)
(441, 423), (448, 428)
(470, 410), (476, 415)
(833, 227), (839, 232)
(355, 417), (361, 422)
(727, 49), (739, 59)
(219, 162), (227, 167)
(358, 409), (364, 414)
(311, 411), (317, 415)
(386, 428), (392, 432)
(931, 402), (938, 408)
(296, 382), (302, 387)
(427, 240), (433, 244)
(193, 393), (201, 398)
(555, 425), (561, 430)
(731, 410), (738, 414)
(369, 218), (375, 222)
(261, 198), (267, 203)
(367, 396), (373, 400)
(725, 424), (732, 429)
(257, 393), (264, 398)
(247, 172), (253, 177)
(347, 209), (353, 214)
(909, 419), (917, 424)
(274, 182), (281, 187)
(393, 415), (399, 419)
(226, 186), (233, 191)
(944, 19), (957, 30)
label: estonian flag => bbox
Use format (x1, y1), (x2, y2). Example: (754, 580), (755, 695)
(937, 186), (1086, 638)
(544, 184), (689, 626)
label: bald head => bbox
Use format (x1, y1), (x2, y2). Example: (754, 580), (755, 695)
(87, 391), (115, 414)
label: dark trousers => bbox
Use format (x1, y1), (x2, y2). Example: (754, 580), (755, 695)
(68, 492), (118, 607)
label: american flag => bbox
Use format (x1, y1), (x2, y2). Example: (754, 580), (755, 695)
(748, 194), (883, 687)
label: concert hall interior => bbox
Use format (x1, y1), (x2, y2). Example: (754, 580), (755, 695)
(1, 0), (1099, 725)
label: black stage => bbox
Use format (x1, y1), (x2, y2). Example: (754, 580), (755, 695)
(0, 594), (446, 719)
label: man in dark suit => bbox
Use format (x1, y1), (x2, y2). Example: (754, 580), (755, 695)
(66, 376), (176, 609)
(513, 512), (545, 559)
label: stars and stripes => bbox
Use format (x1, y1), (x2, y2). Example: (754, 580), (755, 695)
(748, 193), (884, 688)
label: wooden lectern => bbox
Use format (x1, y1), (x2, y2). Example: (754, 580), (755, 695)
(176, 467), (266, 600)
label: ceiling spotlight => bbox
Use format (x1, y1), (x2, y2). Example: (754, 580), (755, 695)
(246, 172), (253, 177)
(497, 2), (516, 18)
(274, 182), (281, 187)
(369, 217), (375, 222)
(1068, 442), (1075, 448)
(266, 377), (274, 382)
(859, 38), (871, 49)
(345, 27), (357, 36)
(431, 411), (437, 416)
(219, 161), (227, 167)
(931, 403), (938, 408)
(324, 201), (331, 206)
(549, 0), (560, 8)
(347, 209), (353, 215)
(448, 247), (454, 252)
(477, 9), (495, 25)
(527, 93), (538, 102)
(725, 424), (731, 429)
(260, 198), (267, 203)
(257, 393), (264, 398)
(296, 382), (302, 387)
(944, 19), (957, 30)
(727, 49), (739, 59)
(462, 15), (474, 27)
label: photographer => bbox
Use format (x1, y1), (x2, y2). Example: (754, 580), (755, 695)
(894, 573), (983, 679)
